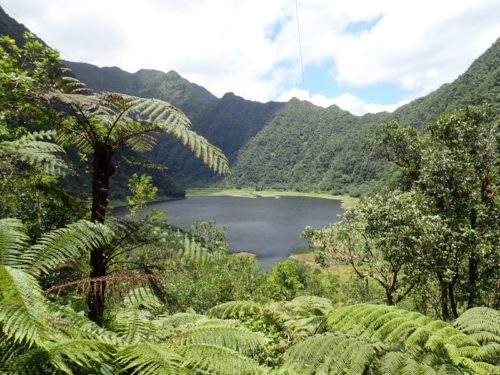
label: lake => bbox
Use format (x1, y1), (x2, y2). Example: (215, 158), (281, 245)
(118, 195), (344, 266)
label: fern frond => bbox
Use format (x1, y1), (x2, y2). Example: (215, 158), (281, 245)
(44, 339), (113, 375)
(287, 295), (333, 316)
(454, 307), (500, 345)
(123, 287), (162, 312)
(174, 325), (267, 355)
(47, 302), (121, 345)
(472, 343), (500, 364)
(180, 343), (265, 375)
(20, 220), (114, 277)
(0, 266), (52, 347)
(208, 301), (264, 319)
(325, 303), (498, 373)
(116, 343), (182, 375)
(112, 307), (156, 344)
(0, 130), (68, 176)
(0, 219), (28, 267)
(114, 96), (229, 174)
(153, 312), (208, 331)
(281, 332), (377, 375)
(379, 351), (462, 375)
(166, 228), (221, 263)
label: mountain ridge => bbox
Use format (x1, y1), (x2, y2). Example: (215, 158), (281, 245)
(1, 6), (498, 196)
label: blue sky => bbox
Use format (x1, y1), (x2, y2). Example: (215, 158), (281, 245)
(2, 0), (499, 115)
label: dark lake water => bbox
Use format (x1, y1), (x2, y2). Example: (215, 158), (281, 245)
(117, 195), (344, 266)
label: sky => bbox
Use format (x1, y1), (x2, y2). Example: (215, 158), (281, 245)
(1, 0), (499, 115)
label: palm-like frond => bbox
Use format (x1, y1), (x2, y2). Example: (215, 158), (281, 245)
(20, 220), (115, 277)
(116, 343), (183, 375)
(43, 339), (113, 375)
(45, 77), (230, 175)
(180, 344), (265, 375)
(454, 307), (500, 345)
(47, 302), (121, 345)
(110, 288), (161, 344)
(208, 300), (264, 319)
(0, 219), (28, 267)
(0, 130), (68, 176)
(281, 332), (378, 375)
(174, 325), (268, 355)
(0, 266), (52, 347)
(165, 226), (223, 262)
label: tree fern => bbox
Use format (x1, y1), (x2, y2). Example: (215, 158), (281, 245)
(173, 325), (268, 355)
(41, 339), (113, 375)
(326, 304), (500, 374)
(116, 343), (183, 375)
(281, 332), (379, 375)
(0, 265), (52, 346)
(180, 343), (265, 375)
(0, 130), (68, 176)
(21, 220), (114, 277)
(208, 300), (264, 319)
(47, 83), (230, 176)
(454, 307), (500, 345)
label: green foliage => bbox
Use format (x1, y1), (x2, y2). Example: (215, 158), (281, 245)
(264, 259), (338, 301)
(116, 343), (182, 375)
(373, 106), (499, 316)
(308, 190), (447, 305)
(0, 33), (85, 238)
(208, 301), (264, 320)
(49, 85), (230, 176)
(454, 307), (500, 347)
(281, 332), (379, 374)
(126, 173), (158, 216)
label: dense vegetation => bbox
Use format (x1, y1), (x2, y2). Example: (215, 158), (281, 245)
(0, 7), (499, 375)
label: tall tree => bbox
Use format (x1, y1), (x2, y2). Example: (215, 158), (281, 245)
(373, 106), (499, 317)
(43, 76), (230, 324)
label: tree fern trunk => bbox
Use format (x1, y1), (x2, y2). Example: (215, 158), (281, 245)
(91, 144), (115, 223)
(88, 144), (115, 325)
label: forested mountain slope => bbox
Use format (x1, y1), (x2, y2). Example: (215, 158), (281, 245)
(393, 36), (500, 128)
(230, 38), (499, 194)
(1, 6), (498, 195)
(65, 38), (500, 195)
(64, 61), (283, 186)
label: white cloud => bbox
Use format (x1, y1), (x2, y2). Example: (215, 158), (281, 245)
(277, 89), (408, 115)
(2, 0), (499, 113)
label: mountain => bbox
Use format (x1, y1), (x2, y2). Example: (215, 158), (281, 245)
(63, 60), (283, 187)
(229, 38), (499, 195)
(0, 6), (29, 43)
(1, 6), (498, 196)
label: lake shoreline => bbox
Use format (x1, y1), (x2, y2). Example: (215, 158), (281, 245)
(187, 188), (357, 209)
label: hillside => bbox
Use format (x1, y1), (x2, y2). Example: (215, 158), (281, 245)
(0, 6), (29, 43)
(64, 39), (500, 196)
(1, 6), (498, 196)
